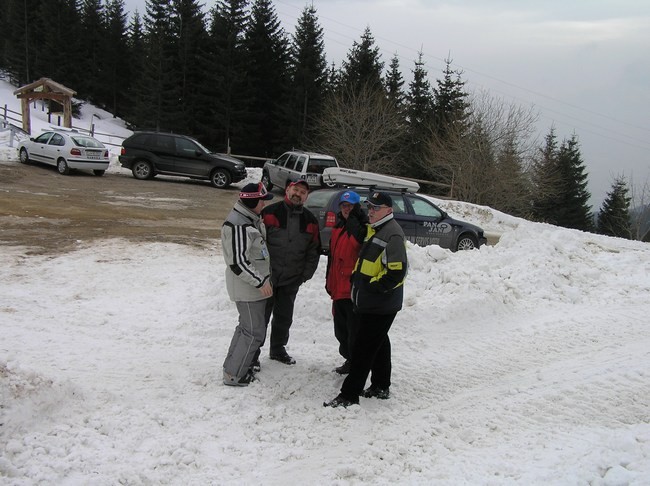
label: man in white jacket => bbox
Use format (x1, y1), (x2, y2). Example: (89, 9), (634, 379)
(222, 182), (274, 386)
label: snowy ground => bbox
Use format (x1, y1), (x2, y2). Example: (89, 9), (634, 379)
(1, 79), (650, 485)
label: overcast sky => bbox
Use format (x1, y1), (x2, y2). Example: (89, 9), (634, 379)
(123, 0), (650, 209)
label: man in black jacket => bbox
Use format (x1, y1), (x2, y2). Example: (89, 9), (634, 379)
(324, 191), (408, 407)
(260, 180), (320, 365)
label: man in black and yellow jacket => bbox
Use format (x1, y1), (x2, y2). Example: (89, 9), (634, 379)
(324, 191), (408, 408)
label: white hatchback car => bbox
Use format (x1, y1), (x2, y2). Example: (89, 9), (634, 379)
(18, 129), (110, 176)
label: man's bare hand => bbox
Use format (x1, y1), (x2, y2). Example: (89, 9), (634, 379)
(260, 281), (273, 297)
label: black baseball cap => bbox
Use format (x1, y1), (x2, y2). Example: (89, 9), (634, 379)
(366, 191), (392, 208)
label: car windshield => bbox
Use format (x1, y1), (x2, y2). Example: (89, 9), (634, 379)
(305, 158), (337, 174)
(72, 136), (104, 148)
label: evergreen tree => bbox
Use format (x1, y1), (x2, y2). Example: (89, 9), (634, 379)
(35, 0), (83, 90)
(531, 127), (562, 223)
(404, 51), (435, 179)
(288, 4), (328, 147)
(123, 10), (145, 125)
(597, 177), (632, 239)
(492, 136), (531, 217)
(132, 0), (177, 131)
(324, 61), (341, 94)
(243, 0), (291, 156)
(103, 0), (129, 117)
(554, 134), (594, 231)
(3, 0), (54, 85)
(79, 0), (106, 102)
(170, 0), (212, 137)
(433, 56), (470, 140)
(340, 27), (384, 93)
(208, 0), (249, 152)
(384, 54), (404, 108)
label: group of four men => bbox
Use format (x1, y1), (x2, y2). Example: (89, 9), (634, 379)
(220, 178), (408, 408)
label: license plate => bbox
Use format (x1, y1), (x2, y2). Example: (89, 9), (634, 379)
(306, 174), (318, 184)
(86, 152), (101, 159)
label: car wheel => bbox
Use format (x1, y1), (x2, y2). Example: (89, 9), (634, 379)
(57, 158), (70, 175)
(211, 169), (231, 188)
(132, 160), (153, 180)
(19, 148), (30, 164)
(261, 172), (273, 191)
(455, 234), (478, 251)
(93, 170), (105, 177)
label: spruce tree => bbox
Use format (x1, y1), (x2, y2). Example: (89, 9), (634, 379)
(79, 0), (107, 103)
(433, 56), (470, 140)
(123, 10), (145, 126)
(35, 0), (83, 89)
(531, 128), (562, 223)
(133, 0), (176, 131)
(1, 0), (42, 85)
(103, 0), (129, 117)
(289, 4), (328, 147)
(170, 0), (212, 138)
(340, 27), (384, 94)
(597, 177), (632, 239)
(384, 54), (405, 109)
(243, 0), (291, 156)
(404, 51), (435, 179)
(555, 134), (594, 231)
(208, 0), (249, 152)
(492, 136), (531, 217)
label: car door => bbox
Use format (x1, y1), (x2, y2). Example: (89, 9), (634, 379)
(42, 133), (67, 167)
(150, 134), (177, 173)
(267, 153), (289, 186)
(29, 132), (54, 163)
(389, 194), (419, 244)
(173, 137), (207, 176)
(405, 195), (455, 249)
(278, 153), (299, 187)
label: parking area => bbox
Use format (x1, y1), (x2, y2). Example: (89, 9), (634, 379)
(0, 162), (242, 254)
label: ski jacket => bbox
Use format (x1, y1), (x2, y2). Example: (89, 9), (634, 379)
(326, 207), (367, 301)
(351, 214), (407, 314)
(221, 201), (271, 302)
(262, 200), (320, 287)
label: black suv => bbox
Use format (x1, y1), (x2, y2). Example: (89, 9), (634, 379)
(305, 187), (487, 254)
(119, 132), (247, 188)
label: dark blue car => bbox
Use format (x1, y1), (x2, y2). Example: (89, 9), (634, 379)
(305, 187), (487, 254)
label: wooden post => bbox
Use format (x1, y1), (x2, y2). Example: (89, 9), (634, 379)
(21, 97), (31, 134)
(63, 97), (72, 128)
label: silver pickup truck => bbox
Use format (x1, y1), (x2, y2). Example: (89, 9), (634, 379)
(261, 150), (339, 190)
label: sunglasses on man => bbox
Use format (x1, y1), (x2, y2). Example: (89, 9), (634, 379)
(366, 203), (389, 211)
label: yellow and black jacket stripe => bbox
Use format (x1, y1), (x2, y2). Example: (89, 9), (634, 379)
(351, 216), (407, 314)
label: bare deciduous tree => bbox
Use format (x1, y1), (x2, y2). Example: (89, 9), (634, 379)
(629, 174), (650, 240)
(313, 83), (404, 172)
(422, 90), (539, 215)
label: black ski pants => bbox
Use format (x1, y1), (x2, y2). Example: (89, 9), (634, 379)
(332, 298), (360, 361)
(340, 311), (396, 402)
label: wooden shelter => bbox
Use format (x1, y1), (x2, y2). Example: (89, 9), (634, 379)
(13, 78), (76, 135)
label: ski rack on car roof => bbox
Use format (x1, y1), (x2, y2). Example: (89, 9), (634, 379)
(49, 126), (79, 133)
(322, 167), (420, 193)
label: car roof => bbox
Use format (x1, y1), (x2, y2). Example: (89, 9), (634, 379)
(283, 150), (336, 159)
(39, 129), (102, 141)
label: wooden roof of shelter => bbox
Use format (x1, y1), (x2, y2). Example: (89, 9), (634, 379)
(13, 78), (77, 134)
